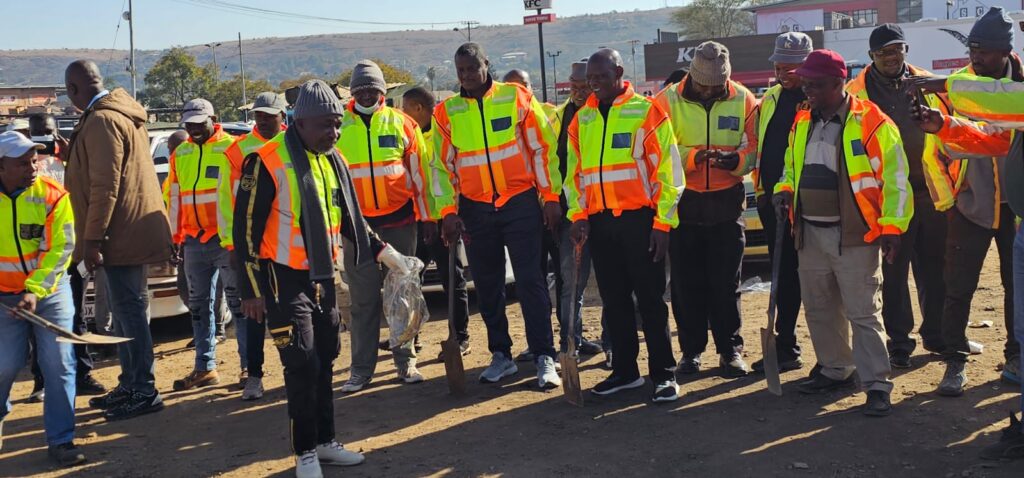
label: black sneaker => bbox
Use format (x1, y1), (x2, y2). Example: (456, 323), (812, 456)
(89, 386), (130, 410)
(76, 375), (108, 396)
(378, 339), (390, 351)
(577, 339), (604, 356)
(889, 349), (912, 369)
(591, 374), (645, 396)
(675, 354), (701, 376)
(720, 354), (751, 378)
(862, 390), (892, 417)
(103, 391), (164, 421)
(27, 379), (45, 403)
(652, 379), (680, 403)
(980, 412), (1024, 460)
(796, 373), (855, 394)
(48, 442), (86, 467)
(752, 356), (804, 373)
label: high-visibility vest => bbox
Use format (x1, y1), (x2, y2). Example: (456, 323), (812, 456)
(0, 176), (74, 297)
(164, 124), (235, 246)
(774, 95), (913, 242)
(846, 63), (961, 212)
(946, 53), (1024, 128)
(752, 84), (788, 197)
(248, 134), (343, 271)
(430, 80), (561, 218)
(564, 82), (684, 231)
(336, 101), (431, 220)
(654, 77), (758, 193)
(221, 127), (282, 249)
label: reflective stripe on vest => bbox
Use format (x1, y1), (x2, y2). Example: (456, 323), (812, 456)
(164, 126), (234, 244)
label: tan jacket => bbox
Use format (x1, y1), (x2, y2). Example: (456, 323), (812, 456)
(65, 88), (173, 266)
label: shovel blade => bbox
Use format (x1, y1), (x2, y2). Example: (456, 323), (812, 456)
(57, 333), (132, 346)
(761, 327), (782, 396)
(442, 338), (467, 395)
(560, 353), (584, 406)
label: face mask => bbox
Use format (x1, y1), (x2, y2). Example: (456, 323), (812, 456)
(354, 100), (381, 115)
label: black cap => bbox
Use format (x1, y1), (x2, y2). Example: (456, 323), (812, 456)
(870, 23), (906, 51)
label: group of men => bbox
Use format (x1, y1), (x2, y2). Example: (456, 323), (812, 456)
(3, 5), (1024, 476)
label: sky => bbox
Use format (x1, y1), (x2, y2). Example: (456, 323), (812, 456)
(6, 0), (683, 51)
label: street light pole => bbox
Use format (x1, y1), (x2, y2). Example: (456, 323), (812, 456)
(238, 32), (247, 122)
(546, 50), (561, 103)
(125, 0), (136, 99)
(536, 9), (548, 102)
(629, 40), (640, 82)
(205, 42), (223, 78)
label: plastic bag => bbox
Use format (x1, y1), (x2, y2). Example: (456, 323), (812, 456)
(382, 255), (429, 348)
(738, 276), (771, 294)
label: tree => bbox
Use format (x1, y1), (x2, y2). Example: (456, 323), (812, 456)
(335, 59), (415, 87)
(671, 0), (771, 39)
(208, 75), (276, 122)
(143, 47), (216, 108)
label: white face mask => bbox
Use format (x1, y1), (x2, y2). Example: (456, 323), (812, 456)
(354, 100), (381, 115)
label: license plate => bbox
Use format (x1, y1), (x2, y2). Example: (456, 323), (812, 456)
(82, 303), (95, 320)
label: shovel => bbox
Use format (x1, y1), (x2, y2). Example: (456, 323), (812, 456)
(441, 240), (467, 395)
(560, 241), (584, 406)
(761, 211), (787, 396)
(1, 302), (132, 346)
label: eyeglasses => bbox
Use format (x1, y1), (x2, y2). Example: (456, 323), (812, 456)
(872, 44), (907, 59)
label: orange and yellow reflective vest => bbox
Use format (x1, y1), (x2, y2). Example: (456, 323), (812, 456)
(0, 176), (74, 297)
(221, 127), (281, 250)
(164, 124), (235, 246)
(564, 82), (684, 231)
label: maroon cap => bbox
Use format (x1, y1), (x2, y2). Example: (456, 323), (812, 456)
(794, 49), (847, 79)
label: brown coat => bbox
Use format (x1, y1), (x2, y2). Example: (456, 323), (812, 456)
(65, 88), (173, 266)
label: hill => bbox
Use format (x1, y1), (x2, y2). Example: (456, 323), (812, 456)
(0, 8), (677, 94)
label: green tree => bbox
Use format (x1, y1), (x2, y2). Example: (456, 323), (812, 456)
(208, 75), (276, 122)
(336, 59), (415, 87)
(143, 47), (216, 108)
(671, 0), (770, 39)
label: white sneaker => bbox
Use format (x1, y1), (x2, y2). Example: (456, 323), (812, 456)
(398, 365), (424, 384)
(295, 450), (323, 478)
(316, 440), (365, 467)
(537, 355), (562, 389)
(242, 377), (264, 401)
(340, 375), (371, 393)
(479, 352), (518, 383)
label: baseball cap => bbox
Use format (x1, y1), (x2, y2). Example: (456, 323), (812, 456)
(181, 98), (215, 124)
(870, 24), (906, 51)
(569, 59), (588, 82)
(251, 92), (287, 115)
(769, 32), (813, 64)
(794, 49), (848, 79)
(0, 131), (44, 159)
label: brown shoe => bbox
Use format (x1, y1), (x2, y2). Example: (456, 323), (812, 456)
(172, 369), (220, 391)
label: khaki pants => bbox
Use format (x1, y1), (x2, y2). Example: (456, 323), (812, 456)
(797, 223), (893, 393)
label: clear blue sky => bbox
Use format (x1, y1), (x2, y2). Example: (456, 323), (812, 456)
(7, 0), (683, 50)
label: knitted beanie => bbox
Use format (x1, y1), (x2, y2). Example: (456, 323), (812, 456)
(968, 6), (1015, 52)
(689, 41), (731, 86)
(349, 60), (388, 94)
(293, 79), (344, 120)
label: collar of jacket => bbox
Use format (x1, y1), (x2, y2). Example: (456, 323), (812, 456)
(459, 75), (495, 99)
(585, 81), (636, 109)
(675, 76), (737, 104)
(186, 123), (230, 146)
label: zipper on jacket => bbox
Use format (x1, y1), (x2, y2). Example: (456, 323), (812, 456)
(598, 113), (610, 210)
(475, 100), (500, 207)
(365, 126), (380, 209)
(10, 199), (30, 274)
(704, 106), (712, 190)
(191, 146), (205, 236)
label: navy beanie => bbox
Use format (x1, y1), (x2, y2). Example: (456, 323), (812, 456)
(968, 6), (1015, 52)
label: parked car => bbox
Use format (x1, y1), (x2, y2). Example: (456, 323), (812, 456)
(742, 175), (769, 261)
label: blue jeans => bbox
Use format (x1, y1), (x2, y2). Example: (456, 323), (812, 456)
(184, 236), (244, 372)
(0, 280), (77, 445)
(1013, 225), (1024, 412)
(105, 264), (156, 394)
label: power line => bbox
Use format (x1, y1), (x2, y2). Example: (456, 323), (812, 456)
(179, 0), (466, 27)
(103, 0), (127, 80)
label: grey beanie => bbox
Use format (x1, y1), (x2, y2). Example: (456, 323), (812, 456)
(969, 6), (1015, 52)
(769, 32), (813, 64)
(293, 79), (345, 120)
(350, 60), (387, 94)
(689, 41), (731, 86)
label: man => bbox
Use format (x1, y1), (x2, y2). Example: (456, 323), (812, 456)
(752, 32), (812, 373)
(655, 41), (758, 378)
(235, 79), (408, 478)
(0, 131), (84, 466)
(63, 60), (173, 421)
(29, 114), (65, 184)
(164, 98), (245, 392)
(773, 49), (911, 417)
(566, 49), (683, 402)
(401, 86), (472, 357)
(335, 60), (432, 391)
(223, 92), (286, 400)
(431, 42), (563, 388)
(845, 24), (954, 369)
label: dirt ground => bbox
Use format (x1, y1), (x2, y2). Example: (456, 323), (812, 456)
(2, 245), (1023, 478)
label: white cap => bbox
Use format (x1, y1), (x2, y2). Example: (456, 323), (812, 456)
(0, 131), (44, 159)
(6, 118), (29, 132)
(181, 98), (215, 124)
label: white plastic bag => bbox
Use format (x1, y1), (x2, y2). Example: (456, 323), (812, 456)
(382, 256), (429, 348)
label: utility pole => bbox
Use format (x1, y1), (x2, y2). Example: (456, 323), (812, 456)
(629, 40), (640, 82)
(546, 50), (561, 103)
(536, 9), (548, 102)
(454, 21), (479, 41)
(238, 32), (248, 122)
(205, 42), (223, 78)
(124, 0), (136, 99)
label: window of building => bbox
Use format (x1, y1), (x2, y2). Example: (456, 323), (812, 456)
(897, 0), (923, 23)
(825, 9), (878, 29)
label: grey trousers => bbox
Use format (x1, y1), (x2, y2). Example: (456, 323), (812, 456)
(343, 222), (418, 377)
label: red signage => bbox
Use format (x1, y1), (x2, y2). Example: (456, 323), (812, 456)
(932, 58), (970, 71)
(524, 13), (555, 25)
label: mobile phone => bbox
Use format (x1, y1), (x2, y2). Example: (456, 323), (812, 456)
(31, 135), (56, 156)
(77, 261), (90, 277)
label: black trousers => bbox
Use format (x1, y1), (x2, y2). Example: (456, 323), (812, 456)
(941, 205), (1019, 363)
(756, 194), (802, 361)
(881, 194), (947, 354)
(589, 209), (675, 382)
(246, 316), (267, 377)
(266, 262), (340, 455)
(415, 223), (470, 342)
(671, 219), (746, 358)
(542, 227), (563, 326)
